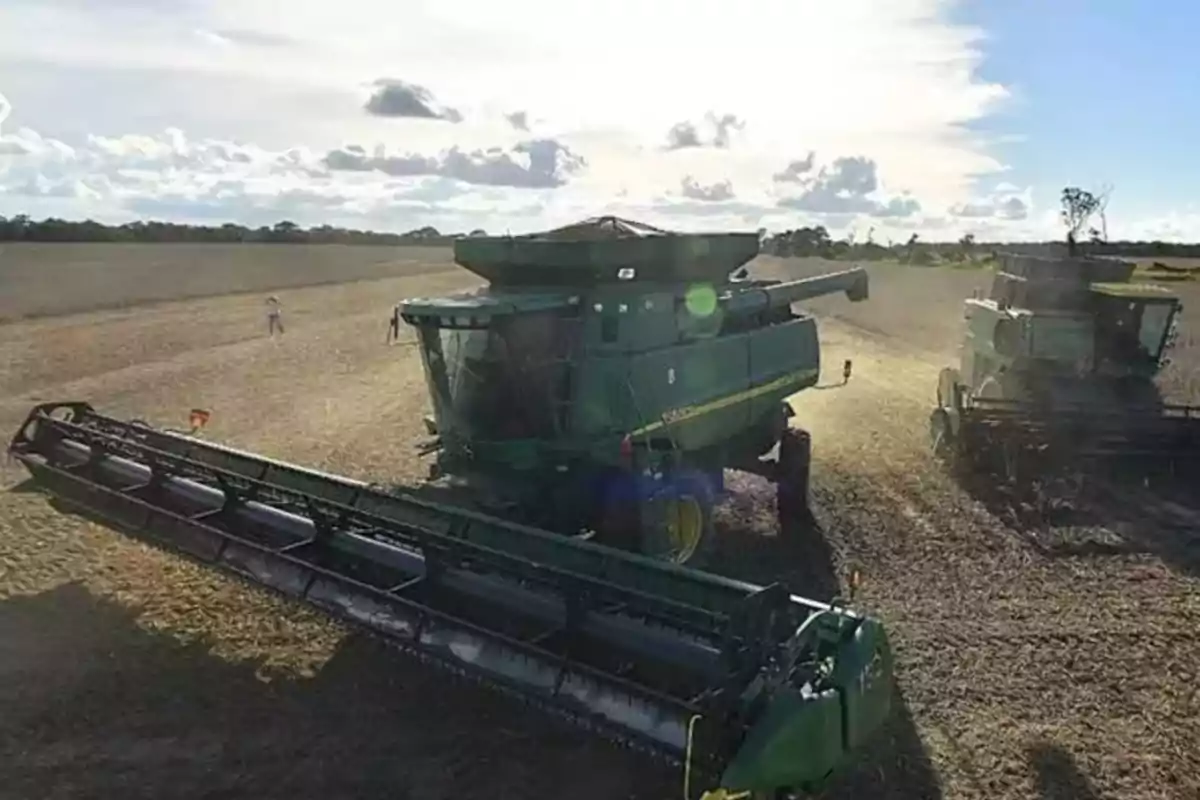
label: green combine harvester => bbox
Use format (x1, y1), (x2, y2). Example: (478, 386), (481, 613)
(931, 251), (1200, 480)
(9, 217), (892, 799)
(403, 216), (867, 567)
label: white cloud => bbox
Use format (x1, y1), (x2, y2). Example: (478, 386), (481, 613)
(949, 182), (1031, 221)
(0, 0), (1047, 237)
(773, 153), (816, 184)
(0, 126), (548, 224)
(504, 111), (530, 131)
(680, 176), (736, 202)
(323, 138), (586, 188)
(363, 79), (463, 122)
(664, 114), (745, 150)
(773, 155), (921, 218)
(0, 120), (1055, 240)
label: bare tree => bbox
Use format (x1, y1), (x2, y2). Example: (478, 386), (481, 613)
(958, 232), (976, 261)
(1060, 186), (1101, 256)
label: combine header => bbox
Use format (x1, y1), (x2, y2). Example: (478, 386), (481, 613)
(931, 252), (1200, 481)
(10, 401), (893, 799)
(400, 216), (868, 567)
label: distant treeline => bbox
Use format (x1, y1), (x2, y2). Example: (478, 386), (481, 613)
(2, 215), (1199, 260)
(0, 215), (485, 246)
(761, 226), (1200, 263)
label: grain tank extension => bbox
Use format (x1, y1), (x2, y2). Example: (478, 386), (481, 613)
(931, 252), (1200, 480)
(400, 216), (869, 567)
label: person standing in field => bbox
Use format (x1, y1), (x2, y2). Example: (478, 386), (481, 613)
(266, 295), (284, 336)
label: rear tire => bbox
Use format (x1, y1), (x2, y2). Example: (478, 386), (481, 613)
(776, 428), (812, 535)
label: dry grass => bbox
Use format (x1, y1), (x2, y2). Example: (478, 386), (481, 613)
(1, 248), (1199, 799)
(0, 242), (455, 321)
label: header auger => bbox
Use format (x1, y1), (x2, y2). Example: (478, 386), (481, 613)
(9, 401), (893, 799)
(931, 252), (1200, 484)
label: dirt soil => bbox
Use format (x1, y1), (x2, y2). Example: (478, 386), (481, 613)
(0, 242), (455, 321)
(2, 248), (1199, 800)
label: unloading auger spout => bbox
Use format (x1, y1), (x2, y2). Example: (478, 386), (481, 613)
(9, 402), (894, 799)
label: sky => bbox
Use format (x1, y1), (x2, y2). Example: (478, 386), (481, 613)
(0, 0), (1194, 242)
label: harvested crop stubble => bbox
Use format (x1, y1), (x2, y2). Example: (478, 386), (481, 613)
(0, 242), (458, 321)
(1, 257), (679, 800)
(2, 249), (1200, 800)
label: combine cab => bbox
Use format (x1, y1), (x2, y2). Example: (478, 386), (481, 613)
(931, 252), (1200, 481)
(401, 216), (868, 567)
(9, 401), (893, 800)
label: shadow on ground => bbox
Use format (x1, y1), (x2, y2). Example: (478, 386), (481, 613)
(9, 471), (939, 800)
(710, 470), (842, 601)
(0, 582), (673, 800)
(711, 471), (943, 800)
(6, 477), (42, 494)
(818, 681), (942, 800)
(950, 459), (1200, 575)
(1027, 742), (1102, 800)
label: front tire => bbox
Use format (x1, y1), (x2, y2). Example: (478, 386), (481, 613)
(595, 469), (717, 568)
(640, 471), (717, 568)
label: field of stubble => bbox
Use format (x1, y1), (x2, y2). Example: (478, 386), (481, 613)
(1, 245), (1199, 800)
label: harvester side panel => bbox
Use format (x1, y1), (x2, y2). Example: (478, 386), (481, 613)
(747, 317), (821, 421)
(667, 334), (754, 451)
(608, 320), (820, 451)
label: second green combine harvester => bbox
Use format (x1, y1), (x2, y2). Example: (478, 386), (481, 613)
(931, 251), (1200, 480)
(9, 217), (891, 800)
(401, 216), (867, 567)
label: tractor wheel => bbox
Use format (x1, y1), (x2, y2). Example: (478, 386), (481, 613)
(776, 428), (812, 534)
(639, 471), (717, 568)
